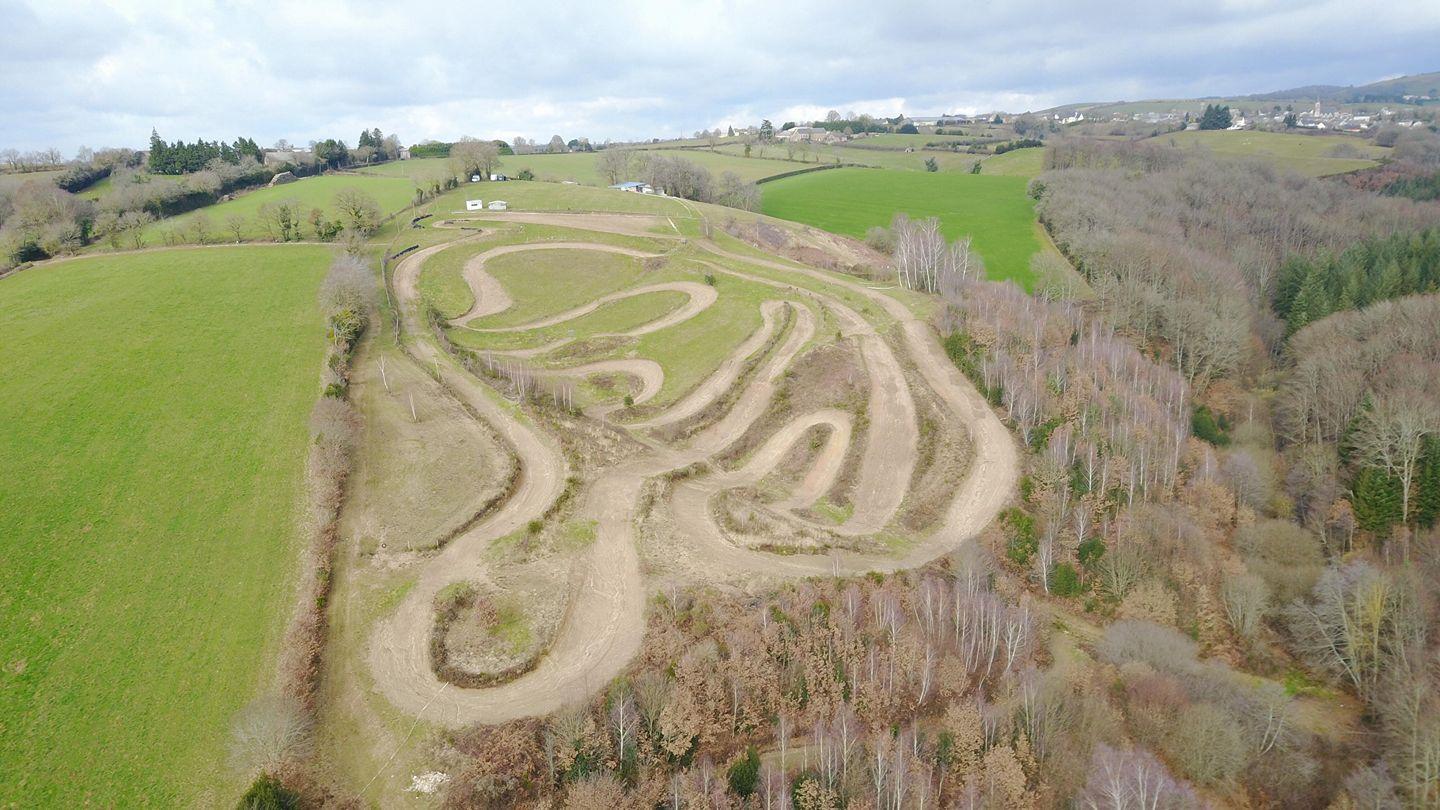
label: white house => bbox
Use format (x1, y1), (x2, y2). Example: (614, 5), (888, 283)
(487, 200), (508, 210)
(465, 199), (484, 211)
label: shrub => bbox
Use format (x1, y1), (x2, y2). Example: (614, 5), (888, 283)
(1050, 562), (1085, 596)
(1001, 507), (1037, 565)
(236, 774), (299, 810)
(1191, 405), (1230, 446)
(727, 745), (761, 798)
(1235, 519), (1323, 604)
(1077, 537), (1106, 568)
(1098, 620), (1199, 671)
(515, 168), (535, 181)
(864, 225), (895, 253)
(1165, 703), (1246, 785)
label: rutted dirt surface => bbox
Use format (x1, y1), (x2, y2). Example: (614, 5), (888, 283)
(364, 210), (1018, 727)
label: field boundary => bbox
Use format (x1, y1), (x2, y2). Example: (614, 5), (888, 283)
(754, 162), (864, 185)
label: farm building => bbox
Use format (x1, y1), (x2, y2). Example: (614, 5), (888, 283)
(465, 199), (484, 211)
(610, 181), (654, 194)
(487, 200), (508, 210)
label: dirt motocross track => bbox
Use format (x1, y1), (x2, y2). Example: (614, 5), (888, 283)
(367, 211), (1018, 726)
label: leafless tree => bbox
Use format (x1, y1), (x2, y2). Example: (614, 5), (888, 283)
(332, 188), (382, 235)
(1220, 571), (1269, 640)
(228, 695), (311, 776)
(1076, 743), (1198, 809)
(450, 136), (501, 180)
(597, 149), (632, 185)
(1351, 385), (1438, 524)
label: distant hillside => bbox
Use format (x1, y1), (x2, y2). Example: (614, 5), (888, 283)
(1247, 71), (1440, 102)
(1040, 70), (1439, 116)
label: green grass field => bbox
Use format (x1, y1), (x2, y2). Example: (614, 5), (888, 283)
(428, 180), (689, 218)
(760, 168), (1044, 288)
(77, 171), (184, 200)
(0, 246), (330, 806)
(362, 150), (806, 188)
(355, 157), (452, 181)
(1145, 129), (1388, 176)
(977, 147), (1046, 177)
(855, 133), (975, 148)
(137, 174), (418, 243)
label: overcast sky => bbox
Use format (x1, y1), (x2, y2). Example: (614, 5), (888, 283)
(3, 0), (1437, 153)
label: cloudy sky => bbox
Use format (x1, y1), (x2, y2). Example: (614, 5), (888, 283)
(3, 0), (1437, 153)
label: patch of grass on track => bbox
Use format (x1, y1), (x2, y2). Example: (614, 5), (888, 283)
(137, 173), (419, 243)
(448, 290), (689, 352)
(760, 167), (1043, 289)
(631, 269), (778, 405)
(471, 249), (650, 328)
(418, 225), (672, 320)
(0, 245), (330, 806)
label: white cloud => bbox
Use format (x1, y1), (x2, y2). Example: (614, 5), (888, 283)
(0, 0), (1436, 152)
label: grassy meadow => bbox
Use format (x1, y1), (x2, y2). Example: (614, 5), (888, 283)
(977, 147), (1046, 176)
(137, 173), (418, 243)
(428, 180), (689, 218)
(0, 246), (330, 806)
(1145, 129), (1388, 176)
(0, 169), (65, 192)
(760, 168), (1045, 288)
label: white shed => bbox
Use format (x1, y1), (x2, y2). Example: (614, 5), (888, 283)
(487, 200), (508, 210)
(465, 199), (484, 211)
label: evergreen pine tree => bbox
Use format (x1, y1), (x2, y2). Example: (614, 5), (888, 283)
(1353, 466), (1403, 535)
(1417, 437), (1440, 529)
(1288, 261), (1333, 332)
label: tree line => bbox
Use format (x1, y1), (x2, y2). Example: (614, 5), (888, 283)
(147, 130), (263, 174)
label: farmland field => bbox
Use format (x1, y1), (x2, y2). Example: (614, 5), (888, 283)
(1144, 129), (1388, 176)
(0, 246), (330, 806)
(977, 147), (1046, 176)
(760, 167), (1044, 288)
(428, 179), (687, 217)
(499, 148), (800, 186)
(137, 173), (418, 243)
(0, 168), (65, 192)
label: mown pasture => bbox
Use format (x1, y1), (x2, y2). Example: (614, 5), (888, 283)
(0, 246), (330, 806)
(760, 168), (1045, 289)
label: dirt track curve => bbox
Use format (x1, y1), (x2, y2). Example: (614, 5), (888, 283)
(366, 211), (1017, 726)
